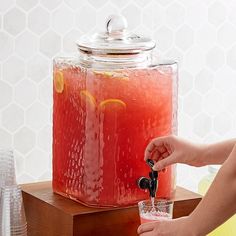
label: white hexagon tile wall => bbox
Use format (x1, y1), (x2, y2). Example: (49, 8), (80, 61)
(1, 0), (236, 192)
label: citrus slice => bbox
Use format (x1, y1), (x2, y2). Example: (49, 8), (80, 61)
(99, 99), (126, 111)
(93, 70), (129, 81)
(53, 71), (64, 93)
(80, 90), (96, 108)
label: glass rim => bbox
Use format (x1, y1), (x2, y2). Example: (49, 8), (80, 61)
(138, 199), (173, 207)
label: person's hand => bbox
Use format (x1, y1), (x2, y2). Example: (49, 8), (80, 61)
(145, 135), (206, 171)
(137, 217), (197, 236)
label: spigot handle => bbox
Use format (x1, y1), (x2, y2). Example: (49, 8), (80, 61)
(146, 159), (154, 168)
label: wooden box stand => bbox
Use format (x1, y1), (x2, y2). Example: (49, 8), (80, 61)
(21, 182), (202, 236)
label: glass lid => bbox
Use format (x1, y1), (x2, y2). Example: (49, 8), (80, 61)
(77, 15), (156, 55)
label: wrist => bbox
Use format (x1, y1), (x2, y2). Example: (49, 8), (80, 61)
(186, 215), (204, 236)
(189, 143), (209, 167)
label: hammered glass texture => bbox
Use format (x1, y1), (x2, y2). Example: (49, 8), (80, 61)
(1, 0), (236, 192)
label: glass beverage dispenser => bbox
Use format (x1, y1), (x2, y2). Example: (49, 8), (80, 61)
(53, 15), (178, 207)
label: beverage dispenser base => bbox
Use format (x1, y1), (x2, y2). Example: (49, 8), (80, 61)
(21, 181), (202, 236)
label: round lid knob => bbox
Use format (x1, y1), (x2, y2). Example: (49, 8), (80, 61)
(106, 15), (127, 34)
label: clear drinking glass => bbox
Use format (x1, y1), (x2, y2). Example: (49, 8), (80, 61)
(138, 199), (173, 224)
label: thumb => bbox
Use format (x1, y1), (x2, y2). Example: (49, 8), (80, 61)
(153, 155), (176, 171)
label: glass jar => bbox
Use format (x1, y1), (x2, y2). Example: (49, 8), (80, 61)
(52, 15), (178, 207)
(198, 165), (236, 235)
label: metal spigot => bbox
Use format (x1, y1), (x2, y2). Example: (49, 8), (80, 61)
(137, 159), (158, 198)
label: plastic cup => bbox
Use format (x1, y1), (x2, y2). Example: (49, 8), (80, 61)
(138, 199), (173, 224)
(0, 149), (16, 188)
(0, 185), (27, 236)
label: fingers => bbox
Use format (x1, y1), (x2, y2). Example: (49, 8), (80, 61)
(144, 136), (173, 161)
(137, 223), (155, 235)
(139, 232), (154, 236)
(152, 153), (176, 171)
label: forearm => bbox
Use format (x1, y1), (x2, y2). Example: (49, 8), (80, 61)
(188, 145), (236, 236)
(199, 138), (236, 165)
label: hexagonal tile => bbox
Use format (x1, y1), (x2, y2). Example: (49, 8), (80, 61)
(229, 6), (236, 27)
(178, 112), (193, 137)
(153, 26), (173, 52)
(175, 25), (194, 51)
(64, 0), (86, 9)
(122, 4), (141, 30)
(133, 26), (152, 41)
(26, 102), (50, 130)
(40, 0), (63, 10)
(142, 2), (164, 30)
(28, 6), (50, 35)
(63, 29), (83, 53)
(17, 173), (36, 184)
(27, 54), (50, 83)
(52, 4), (74, 35)
(227, 44), (236, 70)
(40, 30), (61, 58)
(15, 31), (38, 59)
(218, 23), (236, 49)
(14, 79), (37, 108)
(178, 70), (193, 96)
(75, 5), (96, 33)
(3, 7), (26, 36)
(224, 88), (236, 114)
(2, 104), (24, 132)
(110, 0), (129, 8)
(14, 151), (25, 176)
(203, 133), (221, 144)
(214, 65), (236, 93)
(25, 149), (49, 178)
(193, 113), (212, 138)
(155, 0), (174, 6)
(88, 0), (108, 9)
(38, 170), (52, 181)
(96, 4), (119, 31)
(208, 1), (226, 27)
(195, 69), (214, 95)
(39, 78), (53, 107)
(164, 47), (184, 68)
(214, 112), (232, 136)
(16, 0), (39, 11)
(184, 46), (205, 74)
(38, 125), (52, 152)
(196, 24), (217, 50)
(14, 127), (36, 154)
(203, 89), (224, 116)
(206, 46), (225, 71)
(134, 0), (151, 7)
(165, 2), (185, 29)
(183, 91), (203, 117)
(0, 0), (14, 12)
(3, 55), (25, 84)
(0, 128), (12, 148)
(0, 32), (14, 61)
(0, 80), (13, 108)
(185, 2), (208, 29)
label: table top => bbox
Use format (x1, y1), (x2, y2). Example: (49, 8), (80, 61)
(21, 181), (202, 216)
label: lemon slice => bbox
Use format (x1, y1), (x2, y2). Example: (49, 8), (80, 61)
(80, 90), (96, 108)
(53, 71), (64, 93)
(93, 71), (129, 81)
(99, 99), (126, 111)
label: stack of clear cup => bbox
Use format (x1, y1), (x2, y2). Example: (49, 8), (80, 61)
(0, 186), (27, 236)
(0, 149), (27, 236)
(0, 149), (16, 188)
